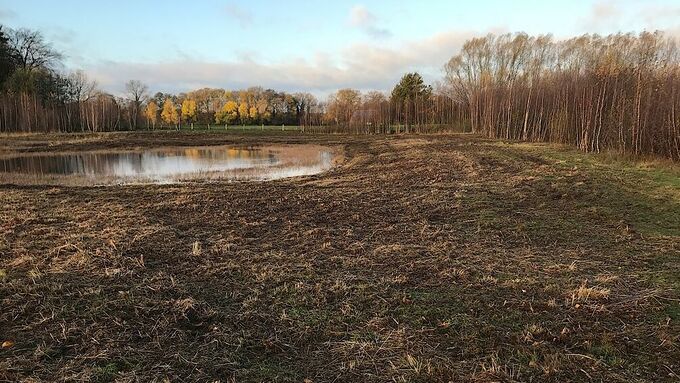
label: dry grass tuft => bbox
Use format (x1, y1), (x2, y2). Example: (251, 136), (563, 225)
(173, 297), (196, 312)
(595, 274), (619, 284)
(481, 275), (498, 285)
(192, 241), (202, 256)
(571, 281), (611, 304)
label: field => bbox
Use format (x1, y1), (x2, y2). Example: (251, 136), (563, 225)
(1, 131), (679, 382)
(159, 124), (303, 132)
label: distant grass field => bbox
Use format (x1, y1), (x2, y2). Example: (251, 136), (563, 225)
(174, 124), (303, 132)
(149, 123), (470, 135)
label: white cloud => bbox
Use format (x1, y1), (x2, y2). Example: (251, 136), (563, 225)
(579, 0), (624, 32)
(0, 8), (17, 20)
(83, 29), (480, 98)
(349, 5), (375, 27)
(348, 5), (392, 39)
(592, 1), (621, 19)
(224, 3), (253, 28)
(639, 4), (680, 39)
(580, 0), (680, 37)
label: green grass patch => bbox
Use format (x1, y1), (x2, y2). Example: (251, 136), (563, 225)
(506, 143), (680, 238)
(178, 124), (303, 132)
(92, 362), (120, 382)
(589, 342), (625, 367)
(394, 289), (467, 328)
(664, 302), (680, 321)
(239, 359), (302, 382)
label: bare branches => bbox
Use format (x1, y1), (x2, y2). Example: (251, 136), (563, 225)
(66, 70), (97, 103)
(125, 80), (149, 105)
(7, 28), (63, 71)
(125, 80), (149, 129)
(445, 32), (680, 160)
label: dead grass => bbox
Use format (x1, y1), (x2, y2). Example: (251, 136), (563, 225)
(571, 281), (611, 303)
(0, 132), (678, 382)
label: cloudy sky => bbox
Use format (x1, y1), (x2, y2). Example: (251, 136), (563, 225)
(0, 0), (678, 96)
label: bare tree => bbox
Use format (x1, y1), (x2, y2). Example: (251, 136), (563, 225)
(67, 70), (97, 102)
(444, 31), (680, 160)
(8, 28), (63, 71)
(65, 70), (97, 131)
(125, 80), (148, 130)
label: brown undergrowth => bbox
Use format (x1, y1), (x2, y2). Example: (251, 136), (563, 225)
(0, 132), (678, 382)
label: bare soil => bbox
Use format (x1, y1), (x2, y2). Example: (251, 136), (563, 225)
(1, 131), (679, 382)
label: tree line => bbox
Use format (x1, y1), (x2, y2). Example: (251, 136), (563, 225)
(0, 24), (466, 135)
(144, 87), (321, 129)
(316, 73), (467, 134)
(0, 26), (118, 133)
(444, 31), (680, 160)
(0, 25), (325, 132)
(1, 24), (678, 160)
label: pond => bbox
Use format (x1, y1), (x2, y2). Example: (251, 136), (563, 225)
(0, 144), (337, 185)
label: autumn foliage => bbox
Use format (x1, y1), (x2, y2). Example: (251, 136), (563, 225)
(161, 99), (179, 126)
(0, 25), (678, 160)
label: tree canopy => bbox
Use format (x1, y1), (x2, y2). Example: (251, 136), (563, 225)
(0, 26), (18, 86)
(391, 72), (432, 102)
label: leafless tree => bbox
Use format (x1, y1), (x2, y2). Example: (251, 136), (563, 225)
(125, 80), (148, 130)
(64, 70), (98, 131)
(444, 31), (680, 159)
(8, 28), (63, 71)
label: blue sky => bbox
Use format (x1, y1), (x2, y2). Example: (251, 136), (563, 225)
(1, 0), (679, 96)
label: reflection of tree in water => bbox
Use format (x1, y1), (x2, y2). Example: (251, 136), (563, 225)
(0, 152), (145, 176)
(0, 146), (284, 177)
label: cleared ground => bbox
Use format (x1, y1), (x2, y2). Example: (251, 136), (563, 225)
(1, 132), (679, 382)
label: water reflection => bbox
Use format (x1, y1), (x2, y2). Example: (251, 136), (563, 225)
(0, 145), (335, 185)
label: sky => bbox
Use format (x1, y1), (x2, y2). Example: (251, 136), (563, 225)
(0, 0), (679, 97)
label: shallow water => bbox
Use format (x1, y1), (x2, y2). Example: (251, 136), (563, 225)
(0, 145), (336, 185)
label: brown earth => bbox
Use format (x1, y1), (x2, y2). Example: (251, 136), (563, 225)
(1, 131), (679, 382)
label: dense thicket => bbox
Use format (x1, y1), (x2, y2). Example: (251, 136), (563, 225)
(0, 26), (18, 85)
(445, 32), (680, 159)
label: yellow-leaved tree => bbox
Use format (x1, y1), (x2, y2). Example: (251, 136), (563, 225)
(161, 99), (179, 128)
(215, 101), (238, 125)
(249, 105), (258, 121)
(181, 99), (197, 129)
(256, 98), (270, 123)
(144, 101), (158, 130)
(238, 102), (249, 125)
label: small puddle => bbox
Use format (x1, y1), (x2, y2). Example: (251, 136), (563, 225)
(0, 145), (337, 185)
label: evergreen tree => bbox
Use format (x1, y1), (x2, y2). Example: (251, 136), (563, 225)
(0, 25), (19, 87)
(391, 72), (432, 102)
